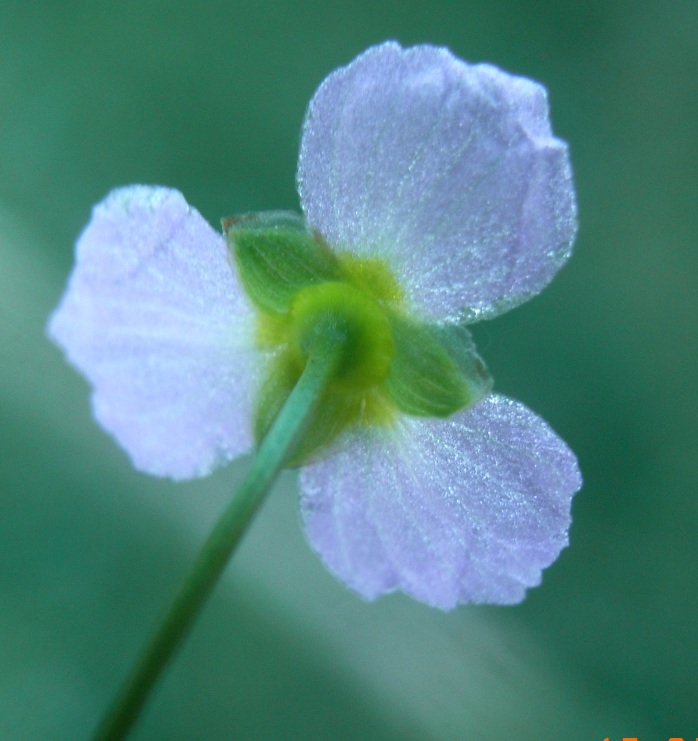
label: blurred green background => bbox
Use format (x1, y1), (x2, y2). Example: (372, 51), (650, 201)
(1, 1), (696, 739)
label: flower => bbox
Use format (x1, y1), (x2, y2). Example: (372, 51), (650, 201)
(48, 42), (581, 609)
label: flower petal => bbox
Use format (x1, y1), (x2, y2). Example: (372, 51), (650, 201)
(299, 394), (581, 609)
(48, 186), (261, 479)
(298, 42), (577, 322)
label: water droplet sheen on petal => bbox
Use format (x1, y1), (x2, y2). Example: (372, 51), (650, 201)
(48, 186), (262, 480)
(298, 41), (577, 322)
(300, 394), (581, 609)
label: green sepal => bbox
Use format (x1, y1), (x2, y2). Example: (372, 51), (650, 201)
(385, 316), (492, 418)
(254, 350), (388, 466)
(223, 211), (340, 315)
(285, 390), (362, 467)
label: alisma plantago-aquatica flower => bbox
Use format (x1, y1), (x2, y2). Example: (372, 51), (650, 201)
(49, 42), (581, 611)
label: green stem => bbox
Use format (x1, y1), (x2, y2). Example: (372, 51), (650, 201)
(92, 348), (341, 740)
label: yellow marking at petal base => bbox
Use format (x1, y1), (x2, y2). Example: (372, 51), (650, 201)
(344, 385), (399, 429)
(336, 252), (405, 305)
(255, 312), (290, 348)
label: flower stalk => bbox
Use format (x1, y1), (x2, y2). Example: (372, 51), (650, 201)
(91, 343), (343, 740)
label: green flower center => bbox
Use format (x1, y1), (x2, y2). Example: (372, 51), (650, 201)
(224, 211), (491, 464)
(289, 281), (394, 389)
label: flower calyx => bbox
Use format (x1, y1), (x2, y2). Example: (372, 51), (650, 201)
(225, 211), (491, 464)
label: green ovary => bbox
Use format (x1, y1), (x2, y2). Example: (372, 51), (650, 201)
(253, 256), (403, 463)
(289, 281), (394, 390)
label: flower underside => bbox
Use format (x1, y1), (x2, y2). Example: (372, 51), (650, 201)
(225, 211), (491, 464)
(47, 41), (583, 609)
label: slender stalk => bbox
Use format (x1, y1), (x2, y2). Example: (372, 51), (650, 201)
(92, 348), (340, 740)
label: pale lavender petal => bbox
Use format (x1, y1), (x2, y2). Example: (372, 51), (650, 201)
(48, 186), (262, 480)
(298, 42), (577, 322)
(299, 394), (581, 609)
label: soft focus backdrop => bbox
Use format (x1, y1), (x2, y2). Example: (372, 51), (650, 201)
(1, 1), (696, 739)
